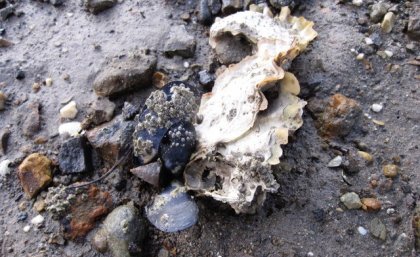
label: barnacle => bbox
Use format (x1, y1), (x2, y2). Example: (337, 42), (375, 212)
(186, 7), (317, 214)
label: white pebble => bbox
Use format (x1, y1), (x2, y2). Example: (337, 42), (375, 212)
(352, 0), (363, 7)
(365, 37), (374, 45)
(358, 226), (368, 235)
(31, 215), (44, 225)
(45, 78), (53, 87)
(327, 156), (342, 167)
(384, 50), (393, 57)
(0, 160), (11, 177)
(59, 101), (78, 119)
(307, 252), (314, 257)
(23, 225), (31, 232)
(386, 208), (395, 215)
(356, 53), (364, 60)
(371, 103), (383, 112)
(59, 122), (82, 137)
(183, 61), (190, 68)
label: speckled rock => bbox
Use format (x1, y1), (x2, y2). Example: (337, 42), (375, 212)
(370, 218), (386, 240)
(163, 25), (196, 58)
(58, 136), (91, 174)
(93, 52), (157, 96)
(92, 202), (145, 257)
(18, 153), (53, 198)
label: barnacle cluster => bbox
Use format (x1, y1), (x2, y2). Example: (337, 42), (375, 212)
(185, 7), (317, 213)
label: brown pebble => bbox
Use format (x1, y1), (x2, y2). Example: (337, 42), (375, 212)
(378, 178), (393, 194)
(358, 151), (373, 164)
(34, 135), (48, 144)
(370, 179), (378, 188)
(383, 164), (399, 178)
(18, 153), (53, 198)
(18, 201), (28, 211)
(34, 199), (46, 213)
(152, 72), (167, 89)
(361, 198), (381, 212)
(180, 13), (190, 21)
(32, 83), (41, 93)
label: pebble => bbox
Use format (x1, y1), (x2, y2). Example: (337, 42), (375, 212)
(152, 71), (167, 89)
(361, 198), (381, 212)
(32, 82), (41, 93)
(30, 214), (44, 225)
(407, 14), (420, 41)
(34, 199), (46, 212)
(327, 156), (342, 167)
(23, 225), (31, 232)
(198, 70), (215, 87)
(17, 212), (28, 222)
(352, 0), (363, 7)
(58, 136), (90, 174)
(386, 208), (395, 215)
(381, 12), (395, 33)
(356, 53), (364, 60)
(0, 37), (12, 47)
(370, 2), (388, 23)
(122, 101), (138, 121)
(21, 102), (41, 138)
(0, 159), (11, 177)
(60, 101), (78, 119)
(198, 0), (212, 25)
(340, 192), (362, 210)
(371, 103), (383, 112)
(163, 25), (196, 58)
(45, 77), (53, 87)
(358, 226), (368, 236)
(208, 0), (222, 15)
(383, 164), (399, 178)
(83, 98), (116, 127)
(58, 122), (82, 137)
(384, 50), (393, 58)
(18, 153), (53, 198)
(16, 70), (25, 80)
(0, 91), (5, 110)
(222, 0), (243, 14)
(357, 151), (373, 163)
(365, 37), (373, 45)
(84, 0), (117, 15)
(370, 218), (386, 240)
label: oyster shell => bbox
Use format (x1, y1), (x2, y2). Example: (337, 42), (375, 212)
(186, 7), (317, 213)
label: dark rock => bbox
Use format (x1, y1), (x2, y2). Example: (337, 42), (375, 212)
(93, 52), (157, 96)
(122, 101), (138, 121)
(0, 128), (10, 155)
(15, 69), (25, 80)
(163, 25), (196, 58)
(407, 13), (420, 41)
(17, 212), (28, 222)
(64, 186), (112, 239)
(269, 0), (293, 9)
(84, 0), (117, 15)
(198, 0), (213, 25)
(93, 202), (145, 257)
(312, 208), (326, 222)
(0, 28), (5, 35)
(0, 0), (6, 9)
(198, 70), (215, 87)
(0, 5), (15, 21)
(370, 32), (383, 48)
(208, 0), (222, 15)
(342, 149), (364, 175)
(82, 98), (116, 128)
(0, 37), (12, 47)
(21, 102), (41, 138)
(49, 0), (65, 6)
(18, 153), (53, 198)
(0, 91), (5, 110)
(214, 33), (252, 65)
(86, 115), (134, 165)
(59, 136), (91, 174)
(221, 0), (243, 14)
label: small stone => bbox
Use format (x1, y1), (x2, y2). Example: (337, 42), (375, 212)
(84, 0), (117, 14)
(49, 0), (65, 7)
(58, 136), (91, 174)
(394, 233), (411, 254)
(381, 12), (395, 33)
(365, 37), (374, 45)
(83, 98), (116, 128)
(208, 0), (222, 15)
(32, 82), (41, 93)
(130, 161), (162, 187)
(222, 0), (243, 14)
(356, 53), (364, 60)
(327, 156), (342, 167)
(18, 202), (27, 211)
(16, 70), (25, 80)
(370, 218), (386, 240)
(371, 103), (383, 112)
(34, 135), (48, 144)
(18, 153), (53, 198)
(269, 0), (293, 9)
(407, 13), (420, 41)
(17, 212), (28, 222)
(163, 25), (196, 58)
(340, 192), (362, 210)
(180, 13), (190, 21)
(122, 101), (138, 121)
(0, 91), (5, 110)
(34, 199), (46, 212)
(370, 2), (388, 23)
(0, 37), (12, 47)
(0, 5), (15, 21)
(93, 52), (157, 96)
(352, 0), (363, 7)
(86, 115), (134, 164)
(0, 159), (11, 178)
(23, 225), (31, 232)
(31, 214), (45, 225)
(58, 122), (82, 137)
(45, 77), (53, 87)
(358, 226), (368, 236)
(361, 198), (381, 212)
(386, 208), (395, 215)
(60, 101), (78, 119)
(198, 0), (212, 25)
(372, 119), (385, 126)
(342, 150), (364, 174)
(152, 72), (167, 89)
(384, 50), (393, 58)
(383, 164), (398, 178)
(357, 151), (373, 163)
(21, 102), (41, 138)
(198, 70), (215, 87)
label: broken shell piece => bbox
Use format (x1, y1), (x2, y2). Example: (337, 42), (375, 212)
(146, 184), (198, 233)
(130, 161), (162, 187)
(187, 8), (317, 213)
(132, 81), (199, 164)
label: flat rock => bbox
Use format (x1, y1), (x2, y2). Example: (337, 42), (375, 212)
(86, 115), (134, 164)
(18, 153), (53, 198)
(370, 218), (386, 240)
(93, 52), (157, 97)
(59, 136), (91, 174)
(84, 0), (117, 15)
(163, 25), (196, 58)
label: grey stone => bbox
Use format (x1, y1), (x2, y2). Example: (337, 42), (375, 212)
(58, 136), (91, 174)
(21, 102), (41, 138)
(198, 70), (215, 87)
(122, 101), (138, 121)
(208, 0), (222, 15)
(83, 98), (116, 128)
(198, 0), (212, 25)
(0, 91), (5, 110)
(407, 13), (420, 41)
(369, 2), (388, 23)
(49, 0), (65, 6)
(214, 34), (252, 65)
(0, 5), (15, 21)
(370, 218), (386, 240)
(327, 156), (342, 168)
(84, 0), (117, 15)
(222, 0), (243, 14)
(340, 192), (362, 209)
(394, 233), (412, 254)
(163, 25), (196, 58)
(93, 52), (157, 96)
(93, 203), (145, 257)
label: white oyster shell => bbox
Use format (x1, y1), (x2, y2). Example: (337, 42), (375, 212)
(186, 7), (317, 214)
